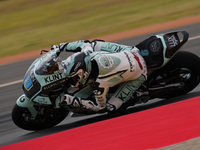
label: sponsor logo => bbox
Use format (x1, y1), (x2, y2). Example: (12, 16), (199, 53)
(141, 49), (149, 56)
(43, 79), (66, 90)
(150, 41), (160, 52)
(43, 83), (57, 90)
(74, 62), (81, 72)
(24, 76), (33, 91)
(167, 34), (179, 47)
(124, 52), (135, 72)
(20, 97), (25, 102)
(44, 73), (63, 83)
(102, 43), (124, 52)
(116, 82), (136, 102)
(25, 96), (30, 101)
(98, 55), (114, 69)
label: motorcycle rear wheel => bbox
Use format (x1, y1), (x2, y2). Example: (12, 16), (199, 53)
(12, 104), (69, 131)
(148, 51), (200, 99)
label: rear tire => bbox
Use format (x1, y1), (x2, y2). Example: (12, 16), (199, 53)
(148, 51), (200, 98)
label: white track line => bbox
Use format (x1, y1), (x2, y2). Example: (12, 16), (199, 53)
(188, 35), (200, 41)
(0, 35), (200, 88)
(0, 79), (23, 88)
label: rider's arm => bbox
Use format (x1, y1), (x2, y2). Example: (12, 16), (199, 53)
(65, 40), (93, 53)
(88, 82), (109, 111)
(91, 39), (134, 52)
(51, 40), (94, 53)
(93, 85), (108, 111)
(52, 39), (135, 54)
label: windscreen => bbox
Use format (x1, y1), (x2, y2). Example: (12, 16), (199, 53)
(36, 52), (64, 75)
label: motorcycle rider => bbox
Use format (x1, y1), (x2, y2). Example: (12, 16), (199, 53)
(52, 40), (147, 113)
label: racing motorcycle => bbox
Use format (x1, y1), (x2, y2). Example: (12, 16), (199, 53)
(12, 30), (200, 131)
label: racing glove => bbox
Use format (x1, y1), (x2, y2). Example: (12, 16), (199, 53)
(51, 42), (68, 52)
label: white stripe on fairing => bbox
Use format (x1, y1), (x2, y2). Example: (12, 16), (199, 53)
(0, 35), (200, 88)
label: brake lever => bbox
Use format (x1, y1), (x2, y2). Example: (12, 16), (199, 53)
(40, 50), (49, 55)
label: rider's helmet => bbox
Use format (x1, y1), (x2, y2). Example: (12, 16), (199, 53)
(64, 52), (91, 88)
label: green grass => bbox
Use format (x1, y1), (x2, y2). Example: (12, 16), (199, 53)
(0, 0), (200, 57)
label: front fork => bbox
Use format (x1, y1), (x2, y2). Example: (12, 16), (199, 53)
(16, 94), (65, 118)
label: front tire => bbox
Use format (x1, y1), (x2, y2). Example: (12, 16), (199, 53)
(12, 104), (69, 131)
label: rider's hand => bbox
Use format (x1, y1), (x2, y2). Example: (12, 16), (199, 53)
(50, 42), (68, 52)
(59, 42), (68, 51)
(50, 45), (59, 50)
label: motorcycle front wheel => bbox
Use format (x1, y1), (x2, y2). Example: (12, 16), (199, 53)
(12, 104), (69, 131)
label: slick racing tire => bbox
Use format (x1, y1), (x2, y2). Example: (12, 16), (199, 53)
(148, 51), (200, 99)
(12, 104), (69, 131)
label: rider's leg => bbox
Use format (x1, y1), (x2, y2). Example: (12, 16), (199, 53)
(106, 75), (146, 112)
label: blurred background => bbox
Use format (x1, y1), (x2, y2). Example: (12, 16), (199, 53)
(1, 0), (200, 148)
(1, 0), (200, 58)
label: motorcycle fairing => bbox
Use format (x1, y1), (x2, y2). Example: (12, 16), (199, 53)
(136, 36), (164, 69)
(136, 31), (189, 70)
(162, 31), (189, 58)
(22, 49), (68, 104)
(16, 94), (38, 117)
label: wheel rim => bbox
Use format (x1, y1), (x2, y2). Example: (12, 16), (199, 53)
(149, 67), (200, 97)
(20, 106), (68, 128)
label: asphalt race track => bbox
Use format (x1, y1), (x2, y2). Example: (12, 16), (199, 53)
(0, 22), (200, 147)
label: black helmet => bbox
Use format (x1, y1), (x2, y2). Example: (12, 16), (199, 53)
(64, 52), (91, 88)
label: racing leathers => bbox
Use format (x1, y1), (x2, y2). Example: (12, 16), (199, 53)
(54, 40), (147, 112)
